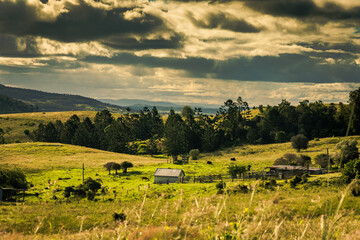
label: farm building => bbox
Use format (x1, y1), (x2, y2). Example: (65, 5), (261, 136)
(154, 168), (185, 184)
(267, 165), (325, 177)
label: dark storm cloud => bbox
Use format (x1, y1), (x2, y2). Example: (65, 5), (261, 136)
(243, 0), (360, 22)
(175, 0), (360, 23)
(83, 52), (360, 83)
(102, 34), (184, 50)
(0, 35), (40, 57)
(297, 41), (360, 54)
(0, 0), (182, 49)
(188, 11), (261, 32)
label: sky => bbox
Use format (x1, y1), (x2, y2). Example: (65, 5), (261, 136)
(0, 0), (359, 107)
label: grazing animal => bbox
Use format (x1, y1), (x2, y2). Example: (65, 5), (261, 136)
(207, 161), (213, 165)
(142, 177), (150, 181)
(231, 157), (236, 161)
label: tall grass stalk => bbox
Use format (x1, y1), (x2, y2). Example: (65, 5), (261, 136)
(326, 180), (359, 239)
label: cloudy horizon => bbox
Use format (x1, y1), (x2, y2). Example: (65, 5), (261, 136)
(0, 0), (359, 107)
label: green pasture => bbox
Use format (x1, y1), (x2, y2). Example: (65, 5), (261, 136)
(1, 136), (360, 239)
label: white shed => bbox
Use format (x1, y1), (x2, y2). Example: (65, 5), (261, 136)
(154, 168), (185, 184)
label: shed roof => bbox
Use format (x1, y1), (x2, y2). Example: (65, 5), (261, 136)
(154, 168), (185, 177)
(268, 165), (323, 171)
(268, 165), (306, 170)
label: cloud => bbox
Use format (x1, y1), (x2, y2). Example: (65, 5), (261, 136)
(0, 34), (40, 57)
(296, 41), (360, 54)
(175, 0), (360, 22)
(82, 52), (360, 83)
(0, 0), (183, 50)
(187, 11), (262, 32)
(242, 0), (360, 24)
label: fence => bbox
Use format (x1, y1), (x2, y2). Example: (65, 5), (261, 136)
(189, 171), (301, 183)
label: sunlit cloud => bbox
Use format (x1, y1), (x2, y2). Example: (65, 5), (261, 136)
(0, 0), (359, 107)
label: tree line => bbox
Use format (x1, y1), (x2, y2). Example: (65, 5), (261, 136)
(26, 88), (360, 158)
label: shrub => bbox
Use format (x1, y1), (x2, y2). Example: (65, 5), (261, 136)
(0, 168), (29, 189)
(291, 134), (308, 152)
(137, 144), (149, 155)
(301, 173), (309, 184)
(189, 149), (200, 160)
(315, 154), (332, 168)
(342, 159), (360, 183)
(230, 184), (249, 193)
(113, 212), (126, 222)
(299, 155), (311, 167)
(216, 181), (226, 190)
(63, 186), (74, 198)
(290, 176), (302, 188)
(274, 153), (299, 166)
(228, 165), (247, 178)
(83, 178), (101, 192)
(86, 191), (96, 201)
(216, 181), (226, 194)
(351, 182), (360, 197)
(336, 140), (359, 167)
(259, 179), (277, 190)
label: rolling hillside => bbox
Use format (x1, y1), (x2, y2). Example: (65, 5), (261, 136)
(0, 94), (36, 114)
(0, 84), (125, 113)
(0, 111), (123, 143)
(1, 137), (359, 239)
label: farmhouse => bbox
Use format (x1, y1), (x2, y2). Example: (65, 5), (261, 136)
(267, 165), (325, 177)
(154, 168), (185, 184)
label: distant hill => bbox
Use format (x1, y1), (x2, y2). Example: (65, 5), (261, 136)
(100, 98), (183, 108)
(100, 98), (220, 115)
(0, 94), (36, 114)
(0, 84), (125, 113)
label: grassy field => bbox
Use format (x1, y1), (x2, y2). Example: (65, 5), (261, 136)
(0, 111), (123, 143)
(1, 136), (360, 239)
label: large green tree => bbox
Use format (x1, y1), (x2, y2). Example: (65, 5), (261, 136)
(291, 134), (308, 152)
(349, 87), (360, 135)
(164, 109), (189, 161)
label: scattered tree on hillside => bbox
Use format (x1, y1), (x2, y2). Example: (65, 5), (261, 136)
(120, 161), (133, 173)
(342, 159), (360, 183)
(0, 168), (29, 189)
(299, 155), (312, 169)
(103, 162), (119, 175)
(0, 128), (4, 144)
(228, 164), (248, 178)
(291, 134), (308, 152)
(336, 140), (359, 167)
(189, 149), (200, 160)
(315, 153), (332, 168)
(274, 153), (299, 166)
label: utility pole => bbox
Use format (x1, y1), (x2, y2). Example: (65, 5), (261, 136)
(82, 163), (85, 184)
(346, 102), (355, 137)
(327, 148), (330, 173)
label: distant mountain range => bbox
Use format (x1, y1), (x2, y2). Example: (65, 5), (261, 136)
(0, 84), (220, 115)
(0, 84), (125, 113)
(99, 98), (220, 115)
